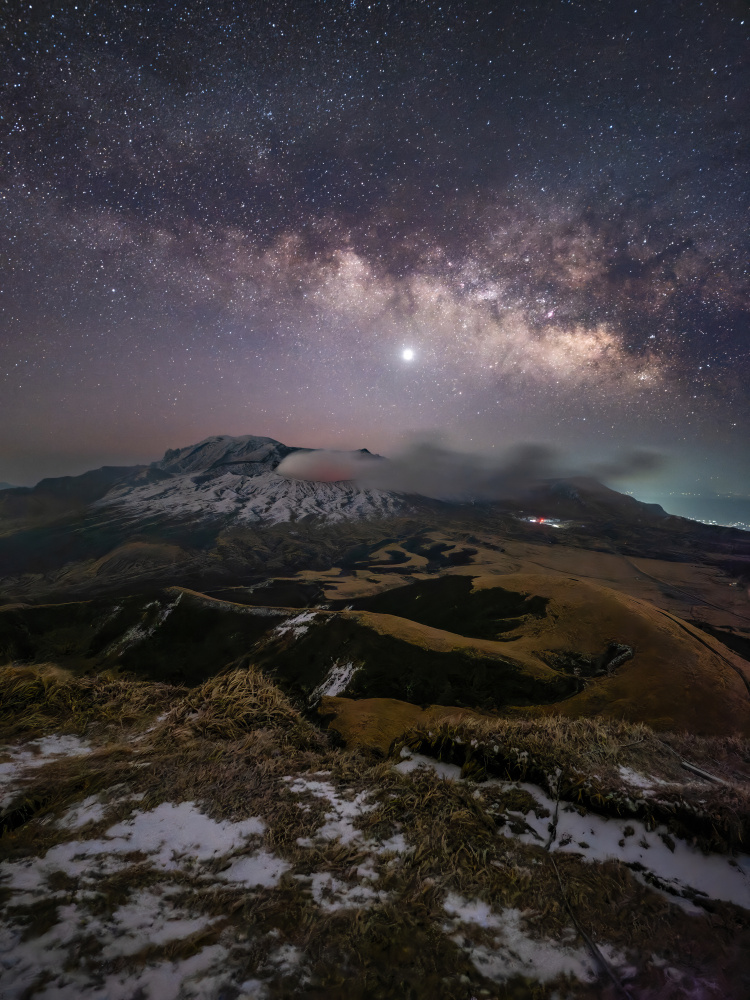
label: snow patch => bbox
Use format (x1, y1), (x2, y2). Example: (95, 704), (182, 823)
(617, 765), (672, 791)
(0, 735), (92, 810)
(218, 851), (289, 888)
(99, 889), (218, 959)
(92, 800), (265, 870)
(284, 774), (411, 858)
(443, 892), (623, 984)
(273, 611), (317, 640)
(96, 470), (404, 527)
(285, 775), (375, 846)
(0, 800), (286, 999)
(483, 778), (750, 911)
(394, 748), (462, 781)
(391, 753), (750, 911)
(376, 832), (413, 855)
(107, 592), (182, 655)
(1, 801), (267, 891)
(0, 922), (230, 1000)
(303, 872), (388, 912)
(266, 943), (302, 975)
(55, 795), (106, 829)
(309, 659), (358, 702)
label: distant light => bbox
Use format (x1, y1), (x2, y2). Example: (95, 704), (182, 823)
(402, 348), (415, 361)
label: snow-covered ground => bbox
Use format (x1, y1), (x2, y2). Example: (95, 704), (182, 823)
(2, 736), (748, 999)
(397, 747), (750, 912)
(0, 735), (92, 810)
(0, 758), (408, 998)
(443, 892), (631, 985)
(105, 592), (183, 655)
(308, 660), (359, 703)
(271, 611), (319, 640)
(0, 795), (289, 1000)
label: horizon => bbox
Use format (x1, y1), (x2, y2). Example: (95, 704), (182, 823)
(2, 1), (748, 502)
(2, 429), (750, 531)
(2, 4), (750, 990)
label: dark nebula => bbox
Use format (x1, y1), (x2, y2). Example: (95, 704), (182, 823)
(1, 1), (748, 493)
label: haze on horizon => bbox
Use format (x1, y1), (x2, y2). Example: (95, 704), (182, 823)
(1, 1), (748, 500)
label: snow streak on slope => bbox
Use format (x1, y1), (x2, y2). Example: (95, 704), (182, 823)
(96, 471), (405, 525)
(395, 750), (750, 913)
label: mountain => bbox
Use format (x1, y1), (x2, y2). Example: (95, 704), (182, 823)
(1, 433), (749, 603)
(3, 436), (750, 998)
(0, 465), (149, 523)
(0, 435), (396, 530)
(2, 429), (749, 734)
(98, 438), (402, 529)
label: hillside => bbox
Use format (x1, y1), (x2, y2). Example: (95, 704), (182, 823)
(2, 659), (749, 1000)
(1, 434), (749, 604)
(2, 436), (750, 997)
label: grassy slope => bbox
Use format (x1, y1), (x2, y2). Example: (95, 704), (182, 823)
(2, 570), (750, 733)
(0, 589), (576, 710)
(469, 574), (750, 735)
(1, 663), (749, 999)
(0, 589), (291, 685)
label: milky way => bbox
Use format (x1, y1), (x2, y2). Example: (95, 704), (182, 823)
(1, 1), (748, 488)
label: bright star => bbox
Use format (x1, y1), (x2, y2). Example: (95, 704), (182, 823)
(402, 348), (415, 361)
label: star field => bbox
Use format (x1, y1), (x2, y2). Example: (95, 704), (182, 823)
(1, 1), (748, 489)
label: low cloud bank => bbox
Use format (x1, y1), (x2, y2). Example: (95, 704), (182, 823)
(274, 450), (372, 483)
(277, 437), (666, 501)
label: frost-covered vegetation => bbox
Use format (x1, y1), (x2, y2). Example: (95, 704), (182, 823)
(1, 662), (749, 999)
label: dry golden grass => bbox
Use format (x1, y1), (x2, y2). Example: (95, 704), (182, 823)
(395, 714), (750, 853)
(0, 661), (181, 740)
(3, 659), (750, 997)
(155, 662), (303, 742)
(318, 695), (490, 755)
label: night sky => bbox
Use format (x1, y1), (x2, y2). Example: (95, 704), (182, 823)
(2, 1), (748, 494)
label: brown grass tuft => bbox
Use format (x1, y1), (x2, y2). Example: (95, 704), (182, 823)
(155, 665), (306, 742)
(0, 662), (181, 740)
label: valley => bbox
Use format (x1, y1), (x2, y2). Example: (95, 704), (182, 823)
(1, 435), (750, 999)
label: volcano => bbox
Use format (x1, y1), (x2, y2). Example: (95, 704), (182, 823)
(2, 435), (750, 999)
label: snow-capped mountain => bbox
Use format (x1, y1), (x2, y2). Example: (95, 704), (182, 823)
(154, 434), (297, 475)
(97, 465), (404, 526)
(91, 434), (403, 527)
(0, 435), (413, 598)
(2, 432), (749, 602)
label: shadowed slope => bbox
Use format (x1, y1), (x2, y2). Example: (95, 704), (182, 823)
(3, 572), (750, 735)
(466, 573), (750, 735)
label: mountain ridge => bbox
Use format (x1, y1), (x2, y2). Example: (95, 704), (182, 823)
(1, 433), (749, 603)
(3, 438), (750, 1000)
